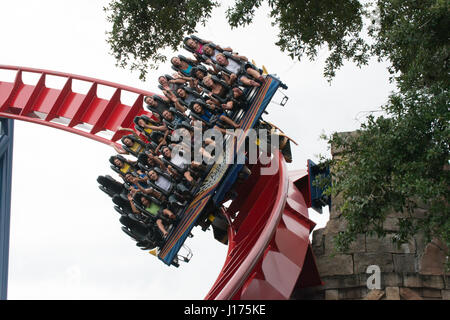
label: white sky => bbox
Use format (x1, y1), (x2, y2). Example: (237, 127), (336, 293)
(0, 0), (394, 299)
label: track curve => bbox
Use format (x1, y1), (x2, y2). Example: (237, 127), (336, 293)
(205, 153), (321, 299)
(0, 65), (321, 300)
(0, 65), (155, 145)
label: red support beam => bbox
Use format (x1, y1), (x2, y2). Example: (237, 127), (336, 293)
(68, 82), (97, 128)
(19, 73), (46, 116)
(0, 70), (23, 112)
(0, 65), (154, 146)
(90, 88), (121, 134)
(45, 77), (73, 121)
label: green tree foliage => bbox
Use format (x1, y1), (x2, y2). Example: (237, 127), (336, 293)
(226, 0), (370, 79)
(104, 0), (219, 80)
(322, 0), (449, 253)
(325, 86), (449, 252)
(369, 0), (450, 91)
(104, 0), (370, 80)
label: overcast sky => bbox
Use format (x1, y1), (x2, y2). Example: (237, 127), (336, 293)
(0, 0), (394, 299)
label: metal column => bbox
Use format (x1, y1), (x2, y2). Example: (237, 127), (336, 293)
(0, 118), (13, 300)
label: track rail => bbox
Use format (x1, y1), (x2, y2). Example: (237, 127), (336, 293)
(0, 65), (321, 300)
(205, 154), (321, 300)
(0, 65), (154, 144)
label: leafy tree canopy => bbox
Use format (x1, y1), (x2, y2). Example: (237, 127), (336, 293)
(322, 84), (449, 253)
(321, 0), (449, 253)
(104, 0), (219, 80)
(104, 0), (369, 80)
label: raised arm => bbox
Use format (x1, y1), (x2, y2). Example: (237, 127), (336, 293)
(156, 219), (169, 237)
(127, 193), (140, 214)
(117, 126), (138, 136)
(111, 142), (129, 155)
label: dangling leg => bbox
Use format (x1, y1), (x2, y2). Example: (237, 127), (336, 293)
(246, 67), (264, 82)
(219, 115), (240, 129)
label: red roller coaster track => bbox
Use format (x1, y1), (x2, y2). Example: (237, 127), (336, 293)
(0, 65), (322, 300)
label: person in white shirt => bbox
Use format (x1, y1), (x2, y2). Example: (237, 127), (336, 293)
(149, 169), (172, 192)
(214, 53), (264, 88)
(161, 146), (198, 184)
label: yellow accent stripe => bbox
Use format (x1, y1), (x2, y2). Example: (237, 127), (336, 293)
(120, 163), (131, 174)
(130, 143), (141, 152)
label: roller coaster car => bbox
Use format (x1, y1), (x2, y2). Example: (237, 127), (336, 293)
(156, 74), (289, 267)
(307, 160), (331, 214)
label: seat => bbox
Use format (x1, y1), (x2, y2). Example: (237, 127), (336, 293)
(132, 192), (164, 221)
(153, 166), (194, 199)
(176, 85), (203, 108)
(216, 53), (263, 85)
(190, 65), (208, 80)
(188, 99), (223, 129)
(121, 134), (147, 157)
(171, 55), (198, 77)
(131, 192), (177, 241)
(119, 215), (149, 239)
(109, 155), (136, 176)
(146, 95), (171, 116)
(161, 157), (188, 178)
(163, 107), (190, 130)
(97, 175), (124, 197)
(133, 115), (164, 140)
(112, 193), (133, 216)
